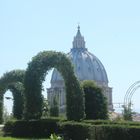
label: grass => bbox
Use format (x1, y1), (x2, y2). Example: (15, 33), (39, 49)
(0, 137), (24, 140)
(0, 137), (49, 140)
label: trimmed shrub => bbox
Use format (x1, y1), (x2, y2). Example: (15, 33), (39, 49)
(9, 83), (24, 120)
(81, 80), (108, 120)
(4, 118), (61, 138)
(84, 119), (140, 126)
(95, 125), (140, 140)
(60, 122), (140, 140)
(50, 97), (59, 117)
(3, 120), (15, 136)
(4, 119), (140, 140)
(24, 51), (85, 121)
(0, 70), (25, 123)
(60, 121), (94, 140)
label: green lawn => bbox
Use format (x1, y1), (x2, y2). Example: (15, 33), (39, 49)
(0, 138), (25, 140)
(0, 137), (48, 140)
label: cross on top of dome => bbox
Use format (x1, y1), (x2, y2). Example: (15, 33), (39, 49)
(78, 25), (80, 30)
(76, 25), (81, 37)
(72, 26), (86, 49)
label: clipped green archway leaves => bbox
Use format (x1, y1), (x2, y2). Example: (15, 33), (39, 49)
(24, 51), (85, 121)
(0, 70), (25, 123)
(8, 82), (24, 119)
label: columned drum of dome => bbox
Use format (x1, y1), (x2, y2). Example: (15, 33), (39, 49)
(47, 26), (113, 113)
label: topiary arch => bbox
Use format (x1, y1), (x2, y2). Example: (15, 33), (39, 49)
(8, 83), (24, 120)
(0, 70), (25, 123)
(24, 51), (85, 121)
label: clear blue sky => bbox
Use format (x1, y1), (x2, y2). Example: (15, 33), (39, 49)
(0, 0), (140, 113)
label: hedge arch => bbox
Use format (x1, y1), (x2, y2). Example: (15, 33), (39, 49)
(8, 83), (24, 119)
(24, 51), (85, 121)
(0, 70), (25, 123)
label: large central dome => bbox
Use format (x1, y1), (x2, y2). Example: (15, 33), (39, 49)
(51, 26), (108, 86)
(48, 26), (113, 112)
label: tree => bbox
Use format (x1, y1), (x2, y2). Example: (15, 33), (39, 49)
(50, 96), (59, 117)
(122, 103), (133, 121)
(42, 98), (49, 118)
(3, 106), (13, 123)
(81, 80), (108, 120)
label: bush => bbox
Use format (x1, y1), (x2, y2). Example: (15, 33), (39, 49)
(122, 103), (133, 121)
(81, 80), (108, 120)
(95, 125), (140, 140)
(84, 119), (140, 126)
(60, 121), (140, 140)
(50, 97), (59, 117)
(48, 134), (63, 140)
(3, 120), (15, 136)
(4, 119), (140, 140)
(60, 121), (93, 140)
(4, 118), (61, 138)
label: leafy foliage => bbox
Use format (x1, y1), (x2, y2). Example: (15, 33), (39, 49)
(24, 51), (85, 121)
(9, 83), (24, 119)
(0, 70), (25, 93)
(81, 80), (108, 120)
(4, 118), (60, 138)
(49, 134), (63, 140)
(4, 119), (140, 140)
(122, 103), (133, 121)
(3, 106), (14, 123)
(50, 97), (59, 117)
(42, 98), (49, 118)
(0, 70), (25, 123)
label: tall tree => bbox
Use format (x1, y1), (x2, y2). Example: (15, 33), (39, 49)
(50, 96), (59, 117)
(122, 103), (133, 121)
(81, 80), (108, 120)
(42, 98), (49, 118)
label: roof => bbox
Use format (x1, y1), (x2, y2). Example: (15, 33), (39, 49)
(51, 26), (108, 86)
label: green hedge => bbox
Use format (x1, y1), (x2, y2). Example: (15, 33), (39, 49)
(4, 118), (61, 138)
(4, 119), (140, 140)
(81, 80), (108, 120)
(84, 119), (140, 126)
(24, 51), (85, 121)
(94, 125), (140, 140)
(0, 70), (25, 123)
(60, 121), (140, 140)
(60, 121), (94, 140)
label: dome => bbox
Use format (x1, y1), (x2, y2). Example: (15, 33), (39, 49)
(51, 26), (108, 87)
(48, 26), (113, 112)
